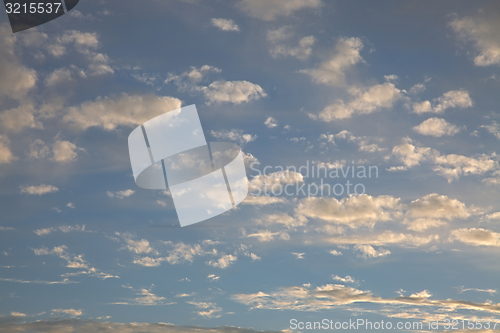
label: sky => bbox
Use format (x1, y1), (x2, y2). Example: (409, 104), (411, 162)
(1, 0), (500, 332)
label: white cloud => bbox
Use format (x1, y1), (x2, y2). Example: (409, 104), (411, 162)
(211, 129), (257, 145)
(354, 244), (390, 258)
(391, 138), (438, 167)
(267, 26), (315, 60)
(318, 83), (401, 120)
(413, 117), (461, 137)
(64, 94), (182, 131)
(0, 104), (41, 132)
(301, 37), (364, 86)
(107, 189), (135, 199)
(450, 228), (500, 247)
(332, 275), (355, 283)
(450, 14), (500, 66)
(330, 130), (385, 153)
(20, 184), (59, 195)
(113, 285), (169, 306)
(0, 135), (14, 164)
(329, 250), (342, 256)
(295, 194), (403, 227)
(264, 117), (278, 128)
(433, 153), (498, 182)
(412, 90), (473, 114)
(207, 254), (237, 269)
(211, 18), (240, 32)
(52, 308), (83, 317)
(246, 230), (290, 242)
(238, 0), (322, 21)
(34, 224), (85, 236)
(0, 25), (37, 100)
(249, 170), (304, 193)
(481, 121), (500, 139)
(187, 301), (222, 318)
(200, 80), (266, 105)
(242, 196), (288, 205)
(52, 140), (82, 162)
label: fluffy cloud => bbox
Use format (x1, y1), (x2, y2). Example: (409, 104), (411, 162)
(301, 37), (364, 86)
(0, 25), (37, 100)
(211, 129), (257, 145)
(295, 194), (402, 227)
(318, 83), (401, 120)
(412, 90), (473, 114)
(238, 0), (322, 21)
(481, 121), (500, 139)
(450, 228), (500, 247)
(28, 139), (83, 163)
(107, 189), (135, 199)
(354, 244), (390, 258)
(64, 94), (182, 130)
(0, 135), (14, 164)
(187, 301), (222, 318)
(200, 80), (266, 105)
(20, 184), (58, 195)
(413, 117), (461, 137)
(211, 18), (240, 32)
(329, 130), (385, 153)
(51, 308), (83, 317)
(207, 254), (238, 269)
(249, 170), (304, 192)
(267, 27), (315, 60)
(391, 138), (438, 167)
(113, 285), (169, 306)
(264, 117), (278, 128)
(450, 14), (500, 66)
(0, 104), (41, 132)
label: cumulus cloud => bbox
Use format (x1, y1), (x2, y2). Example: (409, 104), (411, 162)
(107, 189), (135, 199)
(264, 117), (278, 128)
(301, 37), (364, 86)
(413, 117), (461, 137)
(27, 139), (83, 163)
(267, 27), (315, 60)
(391, 138), (439, 167)
(450, 14), (500, 66)
(211, 18), (240, 32)
(207, 254), (238, 269)
(249, 170), (304, 193)
(0, 104), (41, 132)
(113, 285), (169, 306)
(64, 94), (182, 131)
(450, 228), (500, 247)
(354, 244), (390, 258)
(0, 135), (14, 164)
(295, 194), (402, 227)
(0, 25), (37, 100)
(20, 184), (59, 195)
(51, 308), (83, 317)
(187, 301), (222, 318)
(211, 129), (257, 145)
(481, 121), (500, 139)
(329, 130), (385, 153)
(412, 90), (473, 114)
(318, 83), (401, 120)
(200, 80), (266, 105)
(238, 0), (322, 21)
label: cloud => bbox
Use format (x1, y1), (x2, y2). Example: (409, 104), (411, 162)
(329, 130), (385, 153)
(450, 14), (500, 66)
(34, 224), (86, 236)
(0, 104), (41, 132)
(413, 117), (461, 137)
(407, 194), (470, 221)
(301, 37), (363, 86)
(256, 213), (307, 228)
(118, 233), (155, 254)
(207, 254), (237, 269)
(200, 81), (266, 105)
(20, 184), (59, 195)
(326, 231), (439, 247)
(211, 18), (240, 32)
(166, 66), (266, 105)
(237, 0), (321, 21)
(63, 94), (182, 131)
(233, 283), (500, 316)
(318, 83), (401, 120)
(267, 27), (315, 60)
(450, 228), (500, 247)
(246, 230), (290, 242)
(249, 170), (304, 193)
(0, 24), (37, 100)
(295, 194), (402, 227)
(412, 90), (473, 114)
(107, 189), (135, 199)
(211, 129), (257, 145)
(51, 309), (83, 317)
(0, 135), (14, 164)
(458, 286), (497, 295)
(481, 121), (500, 139)
(264, 117), (278, 128)
(242, 196), (288, 205)
(27, 139), (83, 163)
(0, 320), (282, 333)
(187, 301), (222, 318)
(132, 241), (217, 267)
(113, 285), (170, 306)
(354, 245), (390, 258)
(433, 153), (498, 182)
(391, 138), (438, 167)
(0, 277), (77, 285)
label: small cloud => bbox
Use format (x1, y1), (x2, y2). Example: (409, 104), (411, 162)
(211, 18), (240, 32)
(20, 184), (59, 195)
(264, 117), (278, 128)
(67, 202), (76, 209)
(107, 189), (135, 199)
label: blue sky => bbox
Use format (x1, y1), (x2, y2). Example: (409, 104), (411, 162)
(1, 1), (500, 332)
